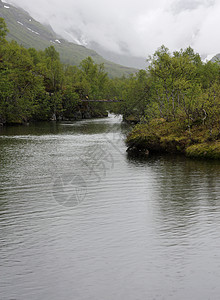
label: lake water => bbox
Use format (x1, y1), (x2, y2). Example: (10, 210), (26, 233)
(1, 114), (220, 300)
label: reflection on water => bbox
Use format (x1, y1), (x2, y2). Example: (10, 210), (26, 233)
(1, 115), (220, 300)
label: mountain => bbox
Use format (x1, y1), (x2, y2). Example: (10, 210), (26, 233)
(0, 0), (137, 77)
(88, 41), (148, 69)
(211, 54), (220, 62)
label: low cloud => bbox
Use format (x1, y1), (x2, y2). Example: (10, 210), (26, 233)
(7, 0), (220, 57)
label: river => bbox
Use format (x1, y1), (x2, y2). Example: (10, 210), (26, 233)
(0, 114), (220, 300)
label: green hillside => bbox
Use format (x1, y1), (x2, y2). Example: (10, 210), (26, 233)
(0, 1), (137, 77)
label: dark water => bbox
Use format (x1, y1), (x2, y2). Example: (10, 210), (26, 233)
(1, 115), (220, 300)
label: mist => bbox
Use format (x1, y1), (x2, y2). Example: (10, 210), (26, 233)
(6, 0), (220, 57)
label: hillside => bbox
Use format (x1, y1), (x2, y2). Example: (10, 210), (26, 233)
(88, 41), (147, 69)
(0, 0), (137, 77)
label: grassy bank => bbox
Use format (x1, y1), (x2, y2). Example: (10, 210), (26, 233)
(126, 119), (220, 159)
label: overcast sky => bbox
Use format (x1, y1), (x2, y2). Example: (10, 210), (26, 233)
(6, 0), (220, 57)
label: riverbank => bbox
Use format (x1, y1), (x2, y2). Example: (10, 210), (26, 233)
(126, 118), (220, 159)
(0, 105), (108, 126)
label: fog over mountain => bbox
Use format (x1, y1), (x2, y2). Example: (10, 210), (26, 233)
(4, 0), (220, 59)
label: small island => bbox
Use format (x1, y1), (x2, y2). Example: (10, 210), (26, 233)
(126, 118), (220, 159)
(124, 46), (220, 159)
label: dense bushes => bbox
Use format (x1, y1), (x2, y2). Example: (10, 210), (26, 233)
(124, 46), (220, 158)
(0, 18), (115, 124)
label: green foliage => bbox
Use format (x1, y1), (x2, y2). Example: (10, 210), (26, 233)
(0, 17), (8, 43)
(79, 57), (108, 99)
(121, 45), (220, 129)
(125, 45), (220, 159)
(147, 46), (203, 123)
(0, 23), (120, 124)
(0, 39), (45, 123)
(112, 70), (151, 121)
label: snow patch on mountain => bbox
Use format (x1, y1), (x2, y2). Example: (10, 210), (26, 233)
(203, 54), (216, 62)
(27, 27), (39, 35)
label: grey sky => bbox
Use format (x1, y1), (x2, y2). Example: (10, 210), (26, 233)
(6, 0), (220, 57)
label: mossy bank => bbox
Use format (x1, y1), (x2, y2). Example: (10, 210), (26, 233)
(126, 119), (220, 159)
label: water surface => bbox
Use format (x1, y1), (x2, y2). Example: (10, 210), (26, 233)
(1, 115), (220, 300)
